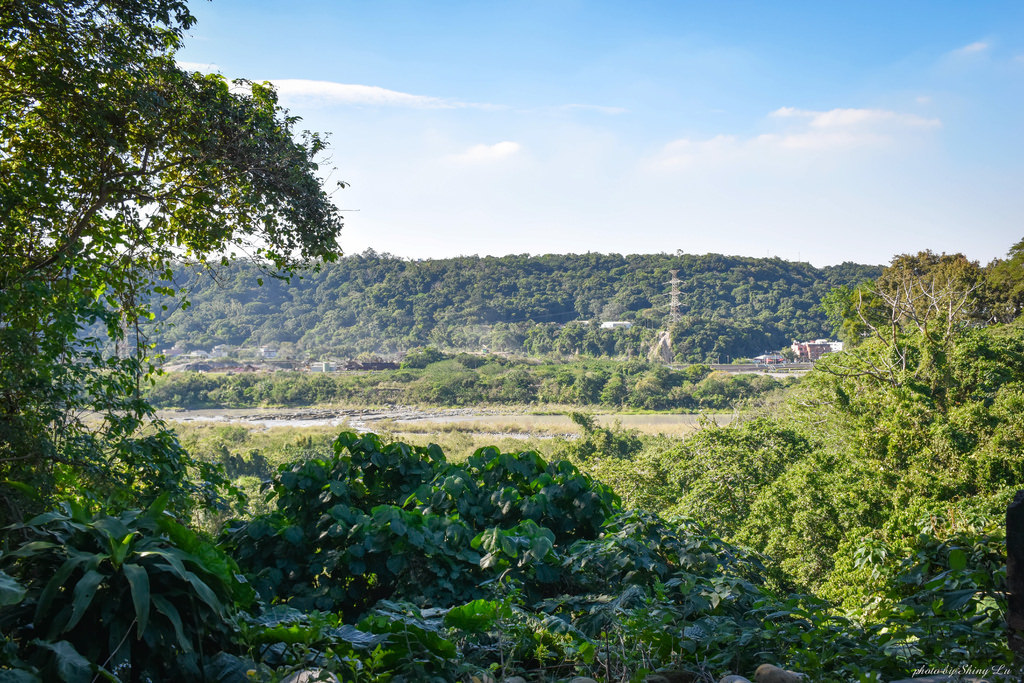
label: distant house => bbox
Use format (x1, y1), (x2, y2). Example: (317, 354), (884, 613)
(310, 361), (335, 372)
(162, 344), (185, 358)
(600, 321), (633, 330)
(259, 346), (278, 359)
(754, 353), (786, 365)
(791, 339), (836, 361)
(211, 344), (234, 357)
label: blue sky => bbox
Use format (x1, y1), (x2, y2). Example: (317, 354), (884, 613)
(177, 1), (1024, 266)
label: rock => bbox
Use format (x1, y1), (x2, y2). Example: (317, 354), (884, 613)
(754, 664), (804, 683)
(502, 677), (528, 683)
(719, 676), (753, 683)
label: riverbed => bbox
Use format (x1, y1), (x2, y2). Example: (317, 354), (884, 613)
(157, 406), (734, 436)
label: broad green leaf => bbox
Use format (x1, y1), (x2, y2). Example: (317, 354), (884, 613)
(7, 541), (60, 558)
(530, 534), (554, 560)
(942, 588), (977, 612)
(948, 548), (968, 572)
(145, 492), (171, 518)
(0, 668), (42, 682)
(138, 548), (189, 580)
(0, 570), (25, 607)
(64, 569), (105, 632)
(66, 500), (89, 524)
(22, 510), (67, 527)
(152, 594), (191, 652)
(385, 554), (406, 574)
(329, 624), (388, 650)
(122, 563), (151, 636)
(444, 599), (509, 632)
(37, 640), (92, 683)
(35, 554), (96, 626)
(1, 480), (41, 502)
(182, 569), (225, 616)
(110, 532), (137, 568)
(499, 534), (519, 558)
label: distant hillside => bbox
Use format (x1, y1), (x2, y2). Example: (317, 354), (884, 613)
(150, 251), (882, 362)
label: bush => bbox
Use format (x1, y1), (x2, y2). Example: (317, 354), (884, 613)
(0, 498), (251, 681)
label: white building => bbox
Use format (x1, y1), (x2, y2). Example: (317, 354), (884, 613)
(600, 321), (633, 330)
(211, 344), (235, 357)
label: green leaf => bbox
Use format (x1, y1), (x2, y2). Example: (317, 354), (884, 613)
(530, 534), (554, 560)
(386, 554), (406, 574)
(282, 525), (304, 545)
(182, 569), (225, 616)
(7, 540), (60, 558)
(35, 554), (93, 626)
(0, 668), (42, 682)
(122, 563), (151, 637)
(499, 534), (519, 559)
(1, 479), (40, 502)
(65, 569), (105, 632)
(948, 548), (968, 571)
(37, 640), (92, 683)
(110, 532), (137, 568)
(152, 594), (191, 652)
(139, 548), (189, 580)
(22, 510), (67, 527)
(67, 500), (89, 524)
(444, 599), (508, 632)
(942, 588), (977, 612)
(0, 570), (26, 607)
(146, 492), (171, 518)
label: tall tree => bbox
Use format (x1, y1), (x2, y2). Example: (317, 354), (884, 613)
(0, 0), (344, 520)
(985, 237), (1024, 322)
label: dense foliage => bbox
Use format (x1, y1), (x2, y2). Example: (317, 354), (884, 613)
(3, 1), (1022, 681)
(145, 357), (798, 412)
(8, 236), (1024, 680)
(7, 427), (1016, 681)
(150, 252), (881, 361)
(0, 0), (343, 523)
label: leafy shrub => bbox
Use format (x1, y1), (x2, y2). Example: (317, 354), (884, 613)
(0, 498), (250, 681)
(227, 433), (619, 616)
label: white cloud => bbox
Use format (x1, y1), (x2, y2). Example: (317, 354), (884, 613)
(449, 141), (522, 163)
(652, 135), (741, 168)
(755, 130), (887, 151)
(557, 103), (628, 115)
(176, 60), (220, 73)
(771, 107), (940, 129)
(651, 105), (941, 168)
(270, 79), (503, 110)
(952, 41), (990, 56)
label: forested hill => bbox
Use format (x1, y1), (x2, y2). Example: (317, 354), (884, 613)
(152, 251), (882, 361)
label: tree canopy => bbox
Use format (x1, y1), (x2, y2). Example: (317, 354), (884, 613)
(0, 0), (344, 521)
(150, 252), (881, 362)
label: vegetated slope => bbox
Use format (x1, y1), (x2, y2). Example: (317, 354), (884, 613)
(152, 251), (881, 361)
